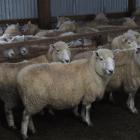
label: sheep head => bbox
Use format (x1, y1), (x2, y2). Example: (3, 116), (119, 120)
(92, 49), (115, 77)
(49, 41), (71, 63)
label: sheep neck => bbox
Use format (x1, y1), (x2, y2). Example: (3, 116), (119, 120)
(88, 54), (109, 84)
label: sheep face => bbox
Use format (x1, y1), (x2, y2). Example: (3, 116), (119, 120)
(94, 49), (115, 76)
(56, 17), (70, 29)
(21, 21), (39, 35)
(49, 41), (71, 63)
(121, 34), (138, 49)
(127, 30), (140, 45)
(4, 23), (21, 36)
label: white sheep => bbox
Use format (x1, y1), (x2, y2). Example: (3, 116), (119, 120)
(47, 41), (71, 63)
(73, 33), (140, 115)
(111, 32), (138, 50)
(106, 32), (140, 114)
(21, 21), (39, 35)
(17, 48), (115, 139)
(107, 47), (140, 114)
(56, 16), (77, 32)
(94, 12), (109, 24)
(125, 30), (140, 45)
(0, 41), (71, 129)
(122, 17), (137, 28)
(4, 23), (22, 36)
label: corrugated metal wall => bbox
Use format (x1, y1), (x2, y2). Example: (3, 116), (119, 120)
(51, 0), (128, 16)
(136, 0), (140, 7)
(0, 0), (38, 20)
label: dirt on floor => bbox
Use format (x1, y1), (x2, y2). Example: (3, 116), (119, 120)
(0, 90), (140, 140)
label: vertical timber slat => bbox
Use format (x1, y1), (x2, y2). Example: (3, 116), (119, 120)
(38, 0), (51, 29)
(128, 0), (136, 15)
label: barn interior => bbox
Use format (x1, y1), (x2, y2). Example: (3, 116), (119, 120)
(0, 0), (140, 140)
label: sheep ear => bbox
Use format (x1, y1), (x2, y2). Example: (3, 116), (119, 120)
(67, 42), (73, 47)
(48, 44), (55, 54)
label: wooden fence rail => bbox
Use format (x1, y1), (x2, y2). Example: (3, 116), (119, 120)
(0, 26), (140, 63)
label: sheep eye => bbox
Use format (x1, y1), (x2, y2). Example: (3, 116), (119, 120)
(100, 57), (103, 61)
(56, 49), (60, 52)
(128, 41), (131, 44)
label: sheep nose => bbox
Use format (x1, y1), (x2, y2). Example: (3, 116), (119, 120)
(65, 59), (70, 63)
(56, 27), (59, 29)
(109, 70), (113, 74)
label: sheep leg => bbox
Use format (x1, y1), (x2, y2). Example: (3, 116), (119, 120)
(28, 118), (36, 134)
(109, 92), (115, 103)
(127, 92), (138, 114)
(4, 104), (16, 129)
(81, 105), (86, 122)
(73, 106), (79, 117)
(81, 104), (92, 126)
(21, 110), (30, 140)
(85, 104), (92, 126)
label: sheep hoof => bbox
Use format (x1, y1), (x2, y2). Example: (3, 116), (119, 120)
(10, 125), (17, 130)
(126, 101), (138, 114)
(131, 108), (138, 114)
(21, 134), (28, 140)
(86, 121), (93, 127)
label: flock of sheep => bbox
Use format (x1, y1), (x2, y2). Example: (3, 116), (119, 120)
(0, 12), (140, 139)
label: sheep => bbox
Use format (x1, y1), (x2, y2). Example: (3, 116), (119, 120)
(125, 30), (140, 45)
(73, 33), (138, 112)
(21, 21), (40, 35)
(57, 20), (77, 32)
(0, 41), (71, 129)
(47, 41), (71, 63)
(107, 47), (140, 114)
(35, 29), (57, 37)
(4, 23), (22, 36)
(56, 16), (71, 29)
(73, 33), (139, 115)
(122, 17), (137, 28)
(56, 16), (77, 32)
(106, 32), (140, 113)
(17, 49), (115, 139)
(111, 32), (138, 50)
(94, 12), (109, 25)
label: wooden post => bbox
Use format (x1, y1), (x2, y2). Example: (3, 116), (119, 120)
(128, 0), (136, 15)
(38, 0), (51, 29)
